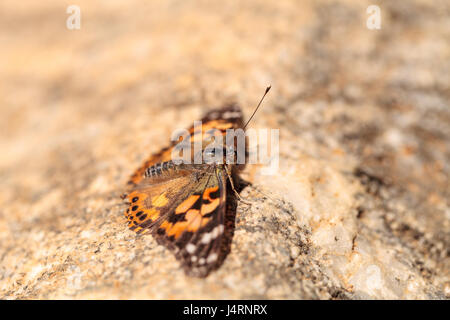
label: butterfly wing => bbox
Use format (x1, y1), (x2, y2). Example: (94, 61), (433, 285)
(125, 165), (227, 277)
(158, 166), (227, 277)
(125, 167), (193, 234)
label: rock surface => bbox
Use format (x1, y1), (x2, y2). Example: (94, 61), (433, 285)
(0, 0), (448, 299)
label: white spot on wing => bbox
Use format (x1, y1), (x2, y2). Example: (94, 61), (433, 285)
(206, 253), (218, 263)
(186, 243), (196, 254)
(200, 224), (224, 244)
(222, 111), (242, 119)
(201, 232), (212, 244)
(212, 225), (224, 238)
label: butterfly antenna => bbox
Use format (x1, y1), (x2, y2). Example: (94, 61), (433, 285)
(243, 85), (271, 130)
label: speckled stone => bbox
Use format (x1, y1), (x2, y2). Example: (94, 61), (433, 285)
(0, 0), (448, 299)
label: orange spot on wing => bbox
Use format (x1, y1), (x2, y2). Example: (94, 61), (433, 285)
(203, 186), (219, 201)
(175, 195), (200, 214)
(200, 186), (220, 215)
(148, 208), (160, 220)
(201, 198), (220, 215)
(152, 192), (169, 207)
(209, 122), (233, 130)
(160, 220), (190, 239)
(159, 209), (209, 239)
(185, 209), (202, 230)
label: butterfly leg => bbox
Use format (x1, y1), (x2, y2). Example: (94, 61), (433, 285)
(224, 165), (252, 205)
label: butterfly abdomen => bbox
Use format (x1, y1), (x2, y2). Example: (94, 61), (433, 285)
(144, 161), (176, 178)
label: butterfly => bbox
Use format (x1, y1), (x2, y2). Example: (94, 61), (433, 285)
(123, 86), (271, 277)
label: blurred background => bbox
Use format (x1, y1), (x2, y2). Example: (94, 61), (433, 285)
(0, 0), (448, 299)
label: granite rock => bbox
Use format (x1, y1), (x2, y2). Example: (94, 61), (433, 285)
(0, 0), (448, 299)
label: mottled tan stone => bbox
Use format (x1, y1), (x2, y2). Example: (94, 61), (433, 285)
(0, 0), (448, 299)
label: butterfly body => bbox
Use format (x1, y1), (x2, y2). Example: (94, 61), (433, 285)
(124, 105), (244, 277)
